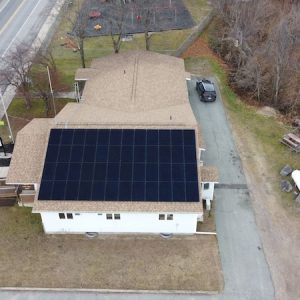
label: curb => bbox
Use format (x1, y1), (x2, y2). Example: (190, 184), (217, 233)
(0, 287), (219, 295)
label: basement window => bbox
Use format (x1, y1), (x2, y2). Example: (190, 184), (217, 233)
(203, 183), (210, 190)
(67, 213), (73, 219)
(167, 214), (173, 220)
(159, 214), (165, 220)
(59, 213), (65, 219)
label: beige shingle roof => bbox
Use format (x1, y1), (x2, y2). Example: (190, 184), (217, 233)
(33, 200), (202, 213)
(201, 166), (219, 183)
(6, 119), (53, 184)
(7, 51), (205, 213)
(55, 102), (197, 127)
(76, 50), (190, 112)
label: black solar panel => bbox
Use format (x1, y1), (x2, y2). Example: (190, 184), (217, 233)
(38, 129), (199, 202)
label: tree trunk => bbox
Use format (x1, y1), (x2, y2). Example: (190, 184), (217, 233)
(144, 9), (151, 51)
(112, 35), (122, 53)
(24, 90), (32, 109)
(79, 38), (85, 68)
(42, 92), (50, 116)
(145, 32), (150, 51)
(255, 64), (261, 102)
(274, 64), (280, 105)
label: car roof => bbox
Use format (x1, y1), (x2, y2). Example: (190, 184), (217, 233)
(201, 81), (215, 91)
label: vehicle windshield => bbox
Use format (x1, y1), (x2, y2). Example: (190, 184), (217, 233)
(203, 83), (215, 92)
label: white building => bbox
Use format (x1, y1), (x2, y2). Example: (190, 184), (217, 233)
(7, 51), (218, 234)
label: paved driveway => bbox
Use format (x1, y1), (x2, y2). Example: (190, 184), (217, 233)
(0, 79), (275, 300)
(188, 77), (274, 300)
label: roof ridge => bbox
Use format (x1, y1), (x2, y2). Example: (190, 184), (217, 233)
(130, 54), (139, 107)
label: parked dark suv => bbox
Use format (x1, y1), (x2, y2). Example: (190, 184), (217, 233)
(196, 79), (216, 102)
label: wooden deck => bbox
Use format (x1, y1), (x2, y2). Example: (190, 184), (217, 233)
(0, 185), (18, 207)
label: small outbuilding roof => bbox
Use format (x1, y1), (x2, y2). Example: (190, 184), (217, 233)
(201, 166), (219, 183)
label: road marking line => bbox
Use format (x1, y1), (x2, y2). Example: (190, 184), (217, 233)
(1, 0), (44, 58)
(0, 0), (10, 14)
(0, 0), (26, 36)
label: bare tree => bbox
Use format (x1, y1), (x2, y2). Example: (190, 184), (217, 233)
(36, 45), (57, 72)
(268, 14), (296, 105)
(142, 6), (153, 51)
(211, 0), (300, 113)
(135, 0), (159, 51)
(30, 68), (51, 116)
(108, 2), (126, 53)
(0, 43), (35, 109)
(66, 0), (91, 68)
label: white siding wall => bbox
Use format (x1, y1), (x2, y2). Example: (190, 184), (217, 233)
(201, 182), (215, 201)
(40, 212), (201, 234)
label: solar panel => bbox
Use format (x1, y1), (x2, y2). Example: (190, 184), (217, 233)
(38, 129), (199, 202)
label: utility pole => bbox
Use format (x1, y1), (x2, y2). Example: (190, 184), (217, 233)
(0, 90), (14, 144)
(47, 66), (57, 117)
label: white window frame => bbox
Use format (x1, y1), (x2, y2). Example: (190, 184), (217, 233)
(159, 214), (165, 220)
(58, 213), (65, 219)
(114, 214), (121, 220)
(167, 214), (173, 220)
(106, 213), (121, 220)
(106, 213), (113, 220)
(203, 183), (210, 190)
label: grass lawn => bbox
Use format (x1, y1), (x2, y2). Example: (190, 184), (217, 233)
(0, 206), (223, 291)
(0, 97), (74, 143)
(50, 0), (211, 88)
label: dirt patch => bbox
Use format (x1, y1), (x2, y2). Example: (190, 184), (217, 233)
(0, 207), (223, 291)
(257, 106), (278, 118)
(181, 36), (225, 65)
(197, 202), (216, 232)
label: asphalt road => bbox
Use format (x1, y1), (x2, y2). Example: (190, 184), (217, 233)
(0, 0), (62, 139)
(0, 78), (276, 299)
(0, 0), (54, 59)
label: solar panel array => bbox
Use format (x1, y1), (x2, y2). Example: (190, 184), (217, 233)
(38, 129), (199, 202)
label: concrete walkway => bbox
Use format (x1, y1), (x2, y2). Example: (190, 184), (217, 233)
(0, 79), (275, 300)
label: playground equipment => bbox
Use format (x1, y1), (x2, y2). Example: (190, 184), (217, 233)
(94, 24), (102, 31)
(89, 8), (101, 19)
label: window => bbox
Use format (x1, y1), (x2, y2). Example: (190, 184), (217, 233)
(159, 214), (165, 220)
(67, 213), (73, 219)
(203, 183), (210, 190)
(106, 213), (120, 220)
(75, 213), (80, 216)
(167, 214), (173, 220)
(59, 213), (65, 219)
